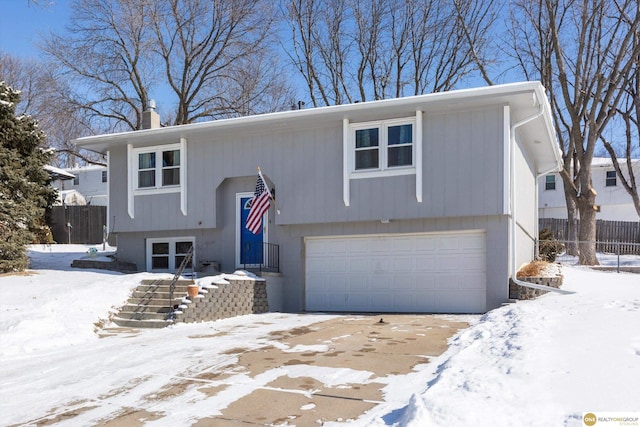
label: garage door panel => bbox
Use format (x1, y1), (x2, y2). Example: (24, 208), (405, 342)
(391, 256), (413, 272)
(439, 254), (462, 270)
(305, 231), (486, 313)
(414, 238), (438, 251)
(371, 277), (391, 291)
(391, 275), (414, 290)
(391, 237), (413, 252)
(348, 257), (372, 273)
(414, 257), (436, 272)
(348, 276), (369, 291)
(462, 254), (485, 271)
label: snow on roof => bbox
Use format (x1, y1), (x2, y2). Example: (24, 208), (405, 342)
(591, 157), (640, 167)
(44, 165), (75, 180)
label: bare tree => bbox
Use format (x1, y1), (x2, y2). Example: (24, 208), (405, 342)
(151, 0), (284, 124)
(41, 0), (289, 131)
(41, 0), (157, 132)
(284, 0), (499, 106)
(600, 29), (640, 218)
(0, 51), (103, 167)
(510, 0), (640, 264)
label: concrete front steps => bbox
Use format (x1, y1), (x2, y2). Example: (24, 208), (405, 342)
(112, 274), (269, 329)
(113, 279), (195, 328)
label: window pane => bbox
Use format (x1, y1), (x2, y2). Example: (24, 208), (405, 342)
(388, 146), (412, 167)
(152, 256), (169, 269)
(355, 149), (379, 169)
(545, 175), (555, 190)
(163, 150), (180, 167)
(388, 124), (412, 145)
(101, 170), (108, 183)
(162, 168), (180, 186)
(139, 152), (155, 169)
(152, 242), (169, 255)
(356, 128), (379, 148)
(606, 171), (616, 186)
(138, 170), (155, 188)
(175, 256), (192, 269)
(175, 241), (192, 254)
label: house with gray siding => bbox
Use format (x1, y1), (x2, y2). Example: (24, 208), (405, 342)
(74, 81), (562, 314)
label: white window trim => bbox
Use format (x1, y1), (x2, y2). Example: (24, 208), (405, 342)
(343, 112), (422, 206)
(146, 236), (195, 272)
(127, 139), (187, 218)
(348, 117), (417, 178)
(132, 143), (182, 195)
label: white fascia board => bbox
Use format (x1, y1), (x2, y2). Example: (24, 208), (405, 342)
(74, 82), (548, 151)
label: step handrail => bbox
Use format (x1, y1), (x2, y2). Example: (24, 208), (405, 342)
(167, 246), (195, 322)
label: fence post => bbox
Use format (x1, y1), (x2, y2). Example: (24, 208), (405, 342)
(617, 241), (620, 274)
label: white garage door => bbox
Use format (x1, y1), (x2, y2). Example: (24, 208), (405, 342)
(305, 231), (486, 313)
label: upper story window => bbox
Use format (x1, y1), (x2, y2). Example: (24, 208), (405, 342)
(101, 170), (108, 183)
(73, 174), (79, 185)
(545, 174), (556, 190)
(605, 170), (616, 187)
(351, 118), (415, 177)
(133, 144), (180, 192)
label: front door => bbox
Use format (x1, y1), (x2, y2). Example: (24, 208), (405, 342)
(237, 194), (266, 267)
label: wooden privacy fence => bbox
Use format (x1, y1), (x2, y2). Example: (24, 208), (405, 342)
(539, 218), (640, 254)
(51, 205), (109, 245)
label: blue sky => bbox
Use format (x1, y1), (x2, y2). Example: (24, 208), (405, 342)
(0, 0), (71, 59)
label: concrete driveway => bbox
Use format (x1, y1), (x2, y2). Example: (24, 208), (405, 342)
(193, 314), (469, 426)
(28, 314), (468, 426)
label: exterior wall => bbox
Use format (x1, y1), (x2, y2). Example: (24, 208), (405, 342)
(107, 106), (507, 234)
(538, 159), (639, 221)
(116, 214), (510, 312)
(53, 166), (108, 206)
(514, 135), (537, 271)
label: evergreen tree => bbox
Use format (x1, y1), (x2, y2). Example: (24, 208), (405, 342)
(0, 81), (56, 273)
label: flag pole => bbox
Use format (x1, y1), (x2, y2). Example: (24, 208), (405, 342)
(258, 166), (280, 215)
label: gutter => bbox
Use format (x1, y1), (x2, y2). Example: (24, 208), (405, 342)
(509, 93), (574, 295)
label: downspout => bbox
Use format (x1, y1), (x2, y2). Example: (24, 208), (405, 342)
(509, 97), (574, 295)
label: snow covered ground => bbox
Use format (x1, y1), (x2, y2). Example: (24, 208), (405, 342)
(0, 245), (638, 426)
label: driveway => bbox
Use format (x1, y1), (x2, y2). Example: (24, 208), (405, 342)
(101, 314), (468, 426)
(18, 314), (469, 426)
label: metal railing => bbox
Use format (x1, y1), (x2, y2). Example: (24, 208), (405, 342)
(538, 239), (640, 273)
(167, 246), (194, 321)
(242, 242), (280, 273)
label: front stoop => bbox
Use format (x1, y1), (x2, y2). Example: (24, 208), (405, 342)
(112, 276), (269, 328)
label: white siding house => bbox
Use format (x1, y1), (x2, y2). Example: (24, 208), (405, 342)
(539, 157), (640, 221)
(51, 165), (109, 206)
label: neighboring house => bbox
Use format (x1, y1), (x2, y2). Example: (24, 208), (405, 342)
(539, 157), (640, 221)
(51, 165), (108, 206)
(74, 81), (562, 314)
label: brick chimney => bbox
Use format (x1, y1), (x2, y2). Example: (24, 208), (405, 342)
(141, 99), (160, 130)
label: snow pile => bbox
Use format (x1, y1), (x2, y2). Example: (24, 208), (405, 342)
(389, 267), (640, 427)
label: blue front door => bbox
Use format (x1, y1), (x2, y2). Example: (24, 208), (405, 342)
(240, 196), (264, 265)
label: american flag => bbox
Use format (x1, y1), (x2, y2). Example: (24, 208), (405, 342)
(246, 173), (271, 234)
